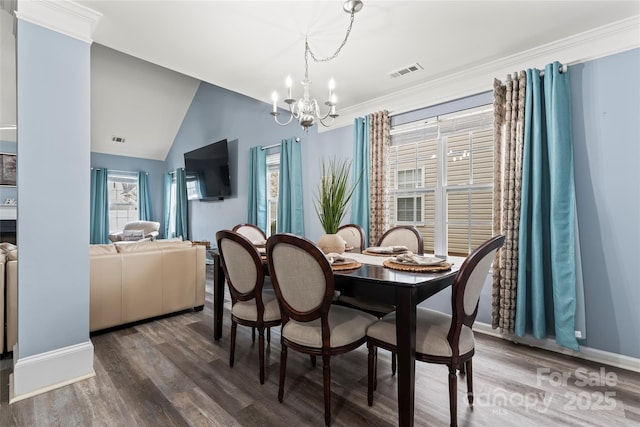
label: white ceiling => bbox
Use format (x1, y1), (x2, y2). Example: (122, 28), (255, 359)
(3, 1), (640, 159)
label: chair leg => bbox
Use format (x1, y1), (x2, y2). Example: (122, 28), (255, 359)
(367, 342), (375, 406)
(466, 359), (473, 405)
(267, 327), (271, 343)
(229, 320), (237, 367)
(278, 345), (287, 402)
(448, 365), (458, 427)
(391, 351), (396, 376)
(252, 327), (256, 343)
(258, 327), (265, 384)
(374, 347), (378, 391)
(322, 355), (331, 427)
(311, 355), (317, 368)
(459, 362), (466, 375)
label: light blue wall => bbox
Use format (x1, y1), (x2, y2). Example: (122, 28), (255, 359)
(570, 48), (640, 358)
(0, 140), (17, 204)
(17, 20), (90, 357)
(91, 152), (165, 235)
(167, 81), (318, 244)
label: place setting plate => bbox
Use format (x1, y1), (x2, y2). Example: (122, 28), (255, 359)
(383, 254), (452, 272)
(326, 253), (362, 271)
(362, 245), (410, 256)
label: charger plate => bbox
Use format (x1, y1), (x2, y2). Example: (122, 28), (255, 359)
(331, 258), (362, 271)
(383, 259), (452, 273)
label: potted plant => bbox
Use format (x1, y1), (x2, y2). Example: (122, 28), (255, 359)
(314, 157), (359, 253)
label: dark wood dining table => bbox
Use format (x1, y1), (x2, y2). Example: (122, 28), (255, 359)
(209, 249), (460, 427)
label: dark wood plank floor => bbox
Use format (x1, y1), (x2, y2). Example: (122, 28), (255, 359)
(1, 273), (639, 426)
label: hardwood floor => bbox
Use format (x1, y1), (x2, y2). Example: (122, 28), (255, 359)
(1, 274), (639, 426)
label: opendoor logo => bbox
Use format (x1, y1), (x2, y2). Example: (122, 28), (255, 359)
(474, 366), (619, 415)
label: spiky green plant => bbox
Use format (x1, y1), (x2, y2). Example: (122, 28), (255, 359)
(314, 158), (360, 234)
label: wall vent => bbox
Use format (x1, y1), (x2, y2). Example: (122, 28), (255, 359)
(389, 62), (423, 78)
(111, 136), (126, 143)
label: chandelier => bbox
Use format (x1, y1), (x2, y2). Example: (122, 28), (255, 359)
(270, 0), (364, 132)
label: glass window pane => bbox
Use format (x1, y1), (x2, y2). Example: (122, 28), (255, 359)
(107, 172), (139, 233)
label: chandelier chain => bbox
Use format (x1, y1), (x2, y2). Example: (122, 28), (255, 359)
(304, 10), (356, 78)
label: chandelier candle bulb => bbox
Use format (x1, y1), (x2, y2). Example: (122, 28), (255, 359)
(328, 78), (335, 99)
(271, 91), (278, 114)
(286, 76), (293, 100)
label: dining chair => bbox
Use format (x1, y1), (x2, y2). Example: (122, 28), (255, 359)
(336, 223), (366, 251)
(216, 230), (281, 384)
(266, 233), (377, 426)
(232, 223), (267, 243)
(376, 225), (424, 255)
(366, 234), (505, 427)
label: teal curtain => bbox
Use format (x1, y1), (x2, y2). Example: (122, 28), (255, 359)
(350, 116), (370, 244)
(516, 62), (579, 351)
(175, 168), (188, 240)
(90, 168), (109, 244)
(138, 171), (151, 221)
(247, 146), (267, 232)
(163, 172), (172, 238)
(277, 137), (304, 235)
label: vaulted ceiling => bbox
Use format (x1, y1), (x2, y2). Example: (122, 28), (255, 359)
(2, 1), (639, 160)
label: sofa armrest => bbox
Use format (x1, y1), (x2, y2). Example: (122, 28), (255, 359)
(146, 230), (160, 240)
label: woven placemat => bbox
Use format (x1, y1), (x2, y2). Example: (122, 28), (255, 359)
(331, 259), (362, 271)
(383, 259), (452, 273)
(362, 249), (408, 257)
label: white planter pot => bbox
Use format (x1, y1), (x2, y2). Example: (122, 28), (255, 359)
(317, 234), (346, 254)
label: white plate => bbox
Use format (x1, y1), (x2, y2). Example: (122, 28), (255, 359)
(392, 255), (446, 266)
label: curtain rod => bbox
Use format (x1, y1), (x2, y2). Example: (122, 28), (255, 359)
(261, 137), (300, 151)
(539, 63), (567, 76)
(92, 168), (148, 175)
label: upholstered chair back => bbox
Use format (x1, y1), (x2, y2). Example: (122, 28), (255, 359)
(232, 224), (267, 243)
(124, 220), (160, 236)
(216, 230), (264, 304)
(376, 226), (424, 254)
(449, 235), (505, 337)
(267, 234), (333, 321)
(337, 224), (365, 251)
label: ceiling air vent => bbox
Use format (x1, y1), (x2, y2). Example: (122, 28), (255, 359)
(389, 62), (423, 79)
(111, 136), (126, 143)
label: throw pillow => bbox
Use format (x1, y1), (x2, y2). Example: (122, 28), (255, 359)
(123, 229), (145, 241)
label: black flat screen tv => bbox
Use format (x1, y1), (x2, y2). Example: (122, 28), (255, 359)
(184, 139), (231, 201)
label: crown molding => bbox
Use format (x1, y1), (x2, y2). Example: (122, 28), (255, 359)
(324, 15), (640, 131)
(15, 0), (102, 43)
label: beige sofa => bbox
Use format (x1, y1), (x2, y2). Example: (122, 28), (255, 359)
(2, 239), (205, 353)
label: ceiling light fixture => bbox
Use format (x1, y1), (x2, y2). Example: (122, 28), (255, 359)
(270, 0), (364, 133)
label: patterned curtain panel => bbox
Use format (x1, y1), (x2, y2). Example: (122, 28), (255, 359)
(491, 73), (526, 333)
(368, 110), (390, 246)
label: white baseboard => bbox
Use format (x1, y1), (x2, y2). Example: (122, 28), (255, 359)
(9, 340), (95, 403)
(473, 322), (640, 373)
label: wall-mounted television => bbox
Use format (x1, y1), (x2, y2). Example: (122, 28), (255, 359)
(184, 139), (231, 201)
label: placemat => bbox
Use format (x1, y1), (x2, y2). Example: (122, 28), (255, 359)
(383, 259), (452, 273)
(331, 259), (362, 271)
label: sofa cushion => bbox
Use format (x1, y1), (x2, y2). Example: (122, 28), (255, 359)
(7, 249), (17, 261)
(114, 238), (156, 253)
(123, 229), (145, 241)
(90, 244), (118, 256)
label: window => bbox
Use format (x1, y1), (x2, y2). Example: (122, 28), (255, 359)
(107, 171), (139, 233)
(388, 105), (493, 256)
(266, 150), (280, 236)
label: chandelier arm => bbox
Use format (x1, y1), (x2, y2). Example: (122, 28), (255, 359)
(318, 116), (337, 127)
(273, 113), (295, 126)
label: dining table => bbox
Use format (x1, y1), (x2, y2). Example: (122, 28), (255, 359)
(209, 248), (463, 427)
